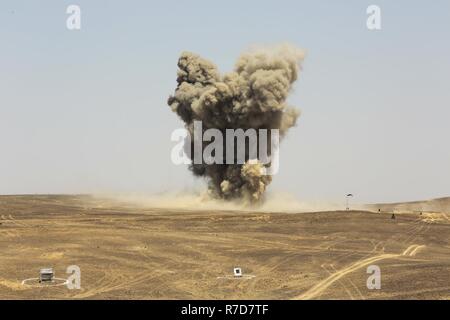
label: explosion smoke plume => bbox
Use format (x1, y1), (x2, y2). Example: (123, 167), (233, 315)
(168, 44), (304, 203)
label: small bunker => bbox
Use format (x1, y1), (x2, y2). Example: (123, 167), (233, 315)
(233, 267), (242, 278)
(39, 268), (54, 283)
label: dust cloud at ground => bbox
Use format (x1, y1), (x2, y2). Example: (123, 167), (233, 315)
(95, 192), (344, 213)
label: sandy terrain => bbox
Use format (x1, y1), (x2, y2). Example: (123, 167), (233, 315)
(0, 195), (449, 299)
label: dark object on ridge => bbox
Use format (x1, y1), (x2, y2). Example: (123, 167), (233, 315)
(391, 213), (396, 219)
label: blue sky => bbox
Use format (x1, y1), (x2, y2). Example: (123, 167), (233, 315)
(1, 0), (449, 203)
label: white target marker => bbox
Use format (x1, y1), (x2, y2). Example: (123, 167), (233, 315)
(217, 267), (255, 280)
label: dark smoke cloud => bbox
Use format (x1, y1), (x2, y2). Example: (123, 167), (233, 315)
(168, 44), (304, 203)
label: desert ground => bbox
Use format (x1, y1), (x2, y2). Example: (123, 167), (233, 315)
(0, 195), (449, 299)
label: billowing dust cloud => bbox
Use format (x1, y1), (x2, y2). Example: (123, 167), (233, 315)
(168, 44), (304, 203)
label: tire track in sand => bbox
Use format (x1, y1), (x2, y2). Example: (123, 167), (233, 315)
(294, 244), (427, 300)
(293, 253), (398, 300)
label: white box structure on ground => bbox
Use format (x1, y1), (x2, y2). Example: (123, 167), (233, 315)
(39, 268), (54, 282)
(233, 267), (242, 277)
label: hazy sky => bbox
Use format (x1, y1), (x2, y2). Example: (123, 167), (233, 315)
(1, 0), (449, 203)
